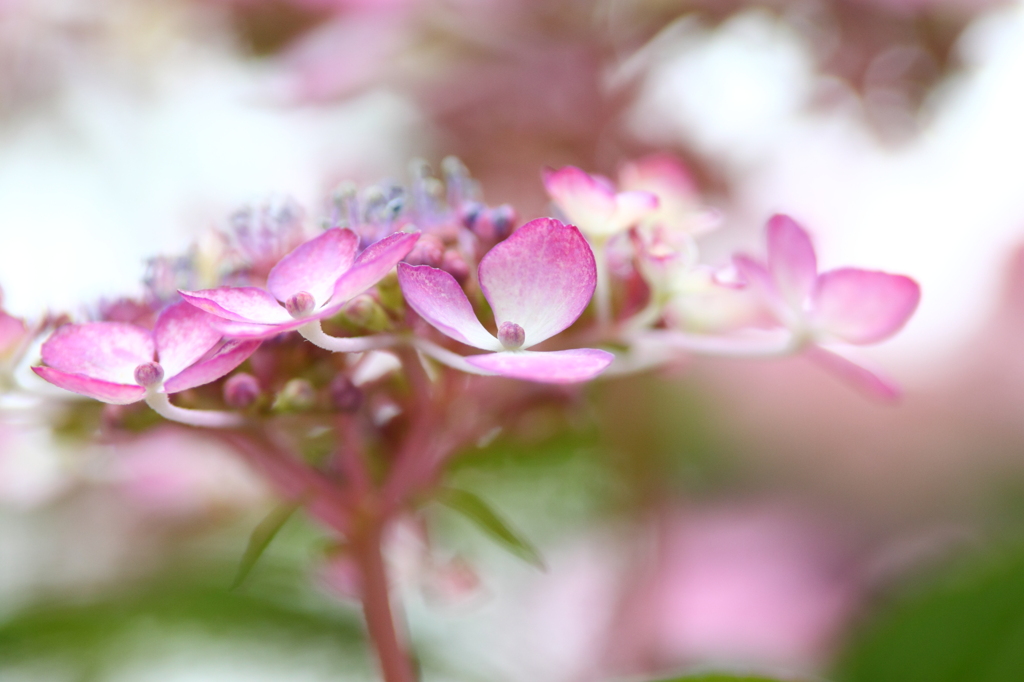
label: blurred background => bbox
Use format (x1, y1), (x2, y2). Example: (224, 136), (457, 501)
(3, 0), (1024, 680)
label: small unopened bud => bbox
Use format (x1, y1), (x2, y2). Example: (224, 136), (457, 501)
(404, 234), (445, 268)
(285, 291), (316, 318)
(442, 250), (470, 284)
(459, 201), (485, 229)
(273, 378), (316, 412)
(497, 321), (526, 350)
(133, 362), (164, 387)
(329, 375), (363, 412)
(223, 373), (260, 409)
(489, 204), (517, 238)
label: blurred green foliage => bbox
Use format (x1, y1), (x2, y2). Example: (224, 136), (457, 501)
(0, 572), (365, 680)
(834, 542), (1024, 682)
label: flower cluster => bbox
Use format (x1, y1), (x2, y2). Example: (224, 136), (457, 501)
(10, 155), (919, 682)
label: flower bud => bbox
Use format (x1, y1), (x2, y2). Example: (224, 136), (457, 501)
(285, 291), (316, 318)
(133, 362), (164, 387)
(272, 378), (316, 413)
(404, 234), (445, 268)
(442, 250), (470, 284)
(459, 201), (485, 229)
(489, 204), (517, 238)
(497, 321), (526, 350)
(223, 373), (260, 409)
(329, 375), (363, 412)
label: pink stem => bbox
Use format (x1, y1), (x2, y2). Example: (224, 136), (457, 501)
(353, 519), (416, 682)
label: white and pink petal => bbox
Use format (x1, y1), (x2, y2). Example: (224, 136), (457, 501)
(478, 217), (596, 347)
(811, 268), (921, 345)
(267, 228), (359, 306)
(153, 302), (223, 377)
(40, 322), (154, 385)
(163, 340), (262, 393)
(397, 263), (501, 350)
(766, 214), (818, 311)
(326, 231), (420, 312)
(178, 287), (293, 325)
(542, 166), (616, 235)
(464, 349), (614, 384)
(32, 366), (146, 404)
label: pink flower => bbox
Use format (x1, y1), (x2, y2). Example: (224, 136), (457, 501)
(619, 154), (717, 236)
(0, 310), (26, 359)
(179, 228), (419, 339)
(735, 215), (921, 397)
(543, 166), (658, 240)
(397, 217), (614, 383)
(32, 302), (259, 405)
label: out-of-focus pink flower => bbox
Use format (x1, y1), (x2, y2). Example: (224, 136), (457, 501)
(398, 217), (613, 383)
(0, 311), (27, 359)
(664, 266), (771, 334)
(619, 154), (717, 237)
(111, 428), (268, 517)
(644, 507), (858, 671)
(180, 228), (419, 339)
(735, 215), (920, 398)
(32, 302), (259, 404)
(543, 166), (659, 241)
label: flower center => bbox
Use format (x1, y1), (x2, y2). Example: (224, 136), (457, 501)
(133, 362), (164, 387)
(497, 321), (526, 350)
(285, 291), (316, 318)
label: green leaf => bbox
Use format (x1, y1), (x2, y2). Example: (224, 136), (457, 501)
(834, 543), (1024, 682)
(231, 500), (302, 589)
(436, 487), (545, 569)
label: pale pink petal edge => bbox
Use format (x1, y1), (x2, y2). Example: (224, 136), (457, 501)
(465, 348), (614, 383)
(32, 366), (145, 405)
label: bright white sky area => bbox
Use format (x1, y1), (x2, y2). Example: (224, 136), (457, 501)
(1, 0), (1024, 384)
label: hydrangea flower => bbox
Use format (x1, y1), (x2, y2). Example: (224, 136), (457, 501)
(542, 166), (658, 240)
(179, 228), (419, 340)
(398, 217), (614, 383)
(618, 153), (718, 237)
(32, 302), (259, 405)
(735, 214), (921, 396)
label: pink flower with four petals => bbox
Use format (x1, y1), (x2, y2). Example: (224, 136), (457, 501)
(32, 302), (259, 405)
(398, 217), (613, 383)
(735, 215), (921, 397)
(179, 228), (419, 339)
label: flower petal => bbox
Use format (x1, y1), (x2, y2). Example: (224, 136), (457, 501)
(465, 349), (614, 383)
(733, 255), (789, 324)
(163, 340), (262, 393)
(326, 231), (420, 312)
(212, 319), (293, 340)
(610, 190), (659, 233)
(543, 166), (616, 236)
(397, 263), (500, 350)
(267, 228), (359, 306)
(32, 366), (145, 404)
(478, 217), (596, 347)
(0, 311), (27, 355)
(803, 344), (901, 401)
(811, 268), (921, 344)
(178, 287), (292, 325)
(766, 214), (817, 311)
(41, 322), (154, 385)
(154, 301), (223, 378)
